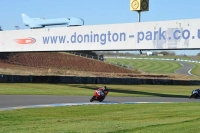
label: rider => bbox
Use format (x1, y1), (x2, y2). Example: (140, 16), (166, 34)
(97, 86), (107, 98)
(192, 88), (200, 94)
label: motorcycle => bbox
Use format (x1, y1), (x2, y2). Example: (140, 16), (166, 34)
(90, 89), (108, 102)
(189, 90), (199, 99)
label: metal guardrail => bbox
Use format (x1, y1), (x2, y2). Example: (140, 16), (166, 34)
(105, 56), (200, 64)
(68, 52), (104, 61)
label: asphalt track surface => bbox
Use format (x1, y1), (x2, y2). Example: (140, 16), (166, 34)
(0, 95), (200, 111)
(175, 61), (196, 76)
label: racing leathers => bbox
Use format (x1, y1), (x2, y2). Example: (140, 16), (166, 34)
(97, 88), (105, 98)
(192, 89), (200, 94)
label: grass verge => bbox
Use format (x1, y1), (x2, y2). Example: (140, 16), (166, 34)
(105, 58), (182, 74)
(0, 83), (199, 97)
(190, 63), (200, 77)
(1, 103), (200, 133)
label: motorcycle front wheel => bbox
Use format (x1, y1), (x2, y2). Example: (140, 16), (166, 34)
(90, 96), (95, 102)
(99, 96), (105, 102)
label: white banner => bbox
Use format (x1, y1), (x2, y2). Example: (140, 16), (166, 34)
(1, 19), (200, 52)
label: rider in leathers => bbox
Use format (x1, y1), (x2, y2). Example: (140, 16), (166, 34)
(97, 86), (107, 99)
(192, 89), (200, 94)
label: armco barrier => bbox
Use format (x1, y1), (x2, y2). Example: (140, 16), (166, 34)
(106, 57), (200, 64)
(0, 74), (200, 85)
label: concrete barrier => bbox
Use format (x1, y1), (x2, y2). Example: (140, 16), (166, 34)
(0, 74), (200, 85)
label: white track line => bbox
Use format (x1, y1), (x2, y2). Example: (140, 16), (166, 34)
(0, 102), (175, 111)
(188, 64), (198, 77)
(174, 62), (197, 77)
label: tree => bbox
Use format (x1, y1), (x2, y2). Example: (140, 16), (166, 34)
(197, 53), (200, 56)
(69, 51), (98, 56)
(159, 51), (176, 55)
(159, 51), (169, 55)
(152, 51), (159, 55)
(168, 51), (176, 56)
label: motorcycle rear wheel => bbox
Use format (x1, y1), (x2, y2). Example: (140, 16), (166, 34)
(99, 99), (103, 102)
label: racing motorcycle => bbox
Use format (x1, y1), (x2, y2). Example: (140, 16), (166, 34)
(189, 90), (200, 99)
(90, 89), (109, 102)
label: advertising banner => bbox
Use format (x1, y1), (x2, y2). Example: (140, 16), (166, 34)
(0, 19), (200, 52)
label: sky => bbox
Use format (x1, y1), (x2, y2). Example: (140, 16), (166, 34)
(0, 0), (200, 55)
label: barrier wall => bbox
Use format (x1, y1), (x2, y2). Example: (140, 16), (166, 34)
(0, 75), (199, 85)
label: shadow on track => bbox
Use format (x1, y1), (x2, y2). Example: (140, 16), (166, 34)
(67, 84), (189, 98)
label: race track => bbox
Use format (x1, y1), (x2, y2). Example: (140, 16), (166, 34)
(0, 95), (199, 111)
(0, 60), (198, 111)
(175, 61), (196, 76)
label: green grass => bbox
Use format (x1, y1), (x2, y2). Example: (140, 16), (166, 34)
(0, 83), (199, 97)
(105, 58), (200, 77)
(190, 63), (200, 77)
(197, 56), (200, 61)
(1, 103), (200, 133)
(1, 83), (200, 132)
(106, 58), (182, 74)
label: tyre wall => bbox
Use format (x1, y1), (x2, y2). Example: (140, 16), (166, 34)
(0, 74), (200, 85)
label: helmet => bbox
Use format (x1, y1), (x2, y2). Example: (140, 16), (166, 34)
(103, 86), (107, 91)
